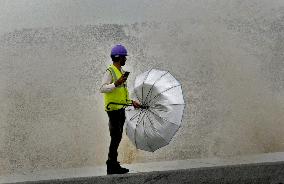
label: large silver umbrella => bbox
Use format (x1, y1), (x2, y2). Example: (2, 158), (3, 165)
(125, 69), (185, 152)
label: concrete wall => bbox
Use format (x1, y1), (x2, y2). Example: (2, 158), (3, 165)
(0, 0), (283, 175)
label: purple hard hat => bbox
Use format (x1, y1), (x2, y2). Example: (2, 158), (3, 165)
(110, 44), (128, 57)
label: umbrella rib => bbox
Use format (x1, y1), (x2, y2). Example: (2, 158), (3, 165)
(150, 103), (185, 109)
(149, 110), (181, 147)
(134, 111), (145, 147)
(129, 109), (144, 121)
(141, 69), (153, 105)
(145, 110), (174, 151)
(148, 109), (182, 149)
(143, 71), (169, 105)
(148, 109), (179, 126)
(145, 110), (166, 140)
(134, 110), (148, 149)
(133, 82), (143, 103)
(148, 84), (182, 106)
(142, 115), (155, 152)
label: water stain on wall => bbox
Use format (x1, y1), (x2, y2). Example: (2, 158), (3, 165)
(0, 0), (284, 175)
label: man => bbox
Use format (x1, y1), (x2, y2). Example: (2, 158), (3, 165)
(100, 44), (140, 175)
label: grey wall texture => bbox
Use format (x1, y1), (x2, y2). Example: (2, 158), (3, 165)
(0, 0), (284, 175)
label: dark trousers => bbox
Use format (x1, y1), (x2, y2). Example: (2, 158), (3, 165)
(106, 108), (126, 162)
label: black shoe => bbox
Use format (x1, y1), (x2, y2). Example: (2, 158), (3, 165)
(106, 160), (129, 175)
(115, 161), (129, 173)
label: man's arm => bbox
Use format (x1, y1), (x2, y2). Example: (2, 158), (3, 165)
(100, 70), (116, 93)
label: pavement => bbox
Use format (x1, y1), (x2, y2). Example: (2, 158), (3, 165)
(1, 152), (284, 184)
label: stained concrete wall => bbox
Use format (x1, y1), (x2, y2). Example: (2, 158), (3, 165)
(0, 0), (284, 175)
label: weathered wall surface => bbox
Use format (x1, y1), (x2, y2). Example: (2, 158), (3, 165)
(0, 0), (283, 175)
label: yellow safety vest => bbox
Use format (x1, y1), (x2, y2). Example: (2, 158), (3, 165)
(104, 64), (131, 111)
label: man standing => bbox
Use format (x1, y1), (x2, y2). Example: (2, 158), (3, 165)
(100, 44), (140, 174)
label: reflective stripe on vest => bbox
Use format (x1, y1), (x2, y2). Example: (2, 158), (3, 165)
(104, 64), (130, 111)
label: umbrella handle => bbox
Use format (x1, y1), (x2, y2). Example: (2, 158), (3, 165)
(106, 102), (149, 110)
(106, 102), (132, 110)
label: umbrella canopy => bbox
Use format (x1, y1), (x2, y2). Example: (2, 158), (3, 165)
(125, 69), (185, 152)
